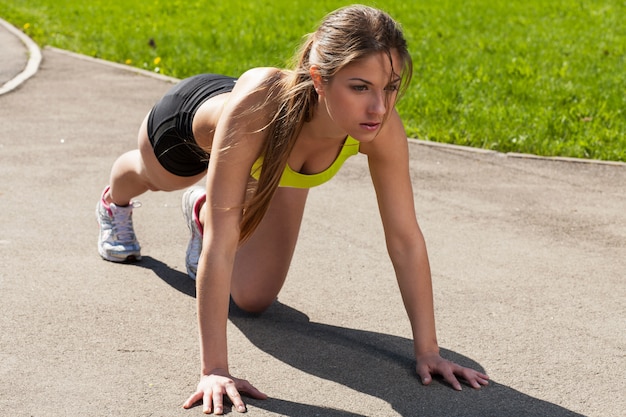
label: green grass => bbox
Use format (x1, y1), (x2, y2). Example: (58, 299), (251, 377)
(2, 0), (624, 161)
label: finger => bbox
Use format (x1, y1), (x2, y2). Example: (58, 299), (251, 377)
(470, 373), (490, 388)
(224, 382), (247, 413)
(183, 390), (204, 409)
(238, 380), (268, 400)
(202, 389), (213, 414)
(212, 388), (224, 415)
(477, 372), (490, 382)
(441, 367), (462, 391)
(457, 368), (490, 389)
(416, 364), (433, 386)
(466, 374), (488, 389)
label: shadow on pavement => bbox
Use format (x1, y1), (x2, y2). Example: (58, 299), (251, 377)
(134, 256), (196, 297)
(138, 257), (584, 417)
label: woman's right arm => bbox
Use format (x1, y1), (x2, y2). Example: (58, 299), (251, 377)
(183, 68), (280, 414)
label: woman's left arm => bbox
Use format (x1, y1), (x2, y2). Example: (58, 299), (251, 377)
(363, 111), (489, 390)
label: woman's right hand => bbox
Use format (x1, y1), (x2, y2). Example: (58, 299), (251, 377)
(183, 369), (268, 414)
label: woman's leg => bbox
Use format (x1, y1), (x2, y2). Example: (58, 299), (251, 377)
(199, 187), (309, 313)
(98, 114), (207, 262)
(105, 114), (206, 205)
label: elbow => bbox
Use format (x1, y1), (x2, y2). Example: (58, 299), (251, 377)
(385, 229), (427, 266)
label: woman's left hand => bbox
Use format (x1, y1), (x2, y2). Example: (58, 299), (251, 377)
(416, 352), (490, 391)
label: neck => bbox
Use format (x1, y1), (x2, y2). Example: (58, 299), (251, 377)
(303, 98), (347, 142)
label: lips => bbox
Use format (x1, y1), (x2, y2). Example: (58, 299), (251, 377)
(360, 122), (381, 131)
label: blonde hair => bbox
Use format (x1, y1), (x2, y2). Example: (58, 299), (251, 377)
(239, 5), (413, 243)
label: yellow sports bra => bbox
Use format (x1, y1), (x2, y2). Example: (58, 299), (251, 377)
(250, 136), (360, 188)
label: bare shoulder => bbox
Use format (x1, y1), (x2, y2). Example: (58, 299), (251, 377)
(229, 67), (284, 103)
(218, 67), (284, 129)
(238, 67), (283, 87)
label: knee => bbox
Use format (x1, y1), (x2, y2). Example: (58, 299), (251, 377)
(230, 291), (275, 315)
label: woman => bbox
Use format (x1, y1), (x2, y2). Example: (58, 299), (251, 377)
(96, 5), (489, 414)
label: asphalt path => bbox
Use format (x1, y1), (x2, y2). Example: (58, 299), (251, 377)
(1, 19), (624, 417)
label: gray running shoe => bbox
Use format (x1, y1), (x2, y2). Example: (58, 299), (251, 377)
(182, 186), (206, 280)
(96, 188), (141, 262)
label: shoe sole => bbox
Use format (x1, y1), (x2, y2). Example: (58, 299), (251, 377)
(98, 249), (142, 263)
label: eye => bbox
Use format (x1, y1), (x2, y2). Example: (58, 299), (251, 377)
(385, 83), (400, 92)
(351, 85), (368, 92)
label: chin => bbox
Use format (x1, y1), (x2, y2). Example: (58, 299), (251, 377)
(350, 132), (379, 143)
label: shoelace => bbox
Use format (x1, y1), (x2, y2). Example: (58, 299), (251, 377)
(111, 202), (140, 242)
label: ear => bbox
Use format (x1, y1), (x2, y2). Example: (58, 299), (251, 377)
(310, 65), (324, 95)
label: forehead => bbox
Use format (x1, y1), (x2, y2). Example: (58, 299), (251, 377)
(335, 50), (403, 82)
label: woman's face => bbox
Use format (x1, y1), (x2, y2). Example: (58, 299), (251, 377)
(318, 49), (403, 143)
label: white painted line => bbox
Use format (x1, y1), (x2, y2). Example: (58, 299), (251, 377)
(0, 18), (42, 95)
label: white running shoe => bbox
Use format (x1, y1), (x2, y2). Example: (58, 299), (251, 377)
(96, 187), (141, 262)
(182, 186), (206, 280)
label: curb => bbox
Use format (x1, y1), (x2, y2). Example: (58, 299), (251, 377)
(0, 18), (42, 96)
(409, 139), (626, 167)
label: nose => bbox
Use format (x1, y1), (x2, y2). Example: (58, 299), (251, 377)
(368, 91), (386, 116)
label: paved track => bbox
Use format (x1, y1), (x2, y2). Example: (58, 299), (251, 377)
(1, 19), (624, 417)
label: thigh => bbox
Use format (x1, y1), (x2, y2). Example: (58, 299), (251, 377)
(230, 186), (309, 313)
(138, 113), (206, 191)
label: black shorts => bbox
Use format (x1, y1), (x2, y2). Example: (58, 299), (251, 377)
(147, 74), (237, 177)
